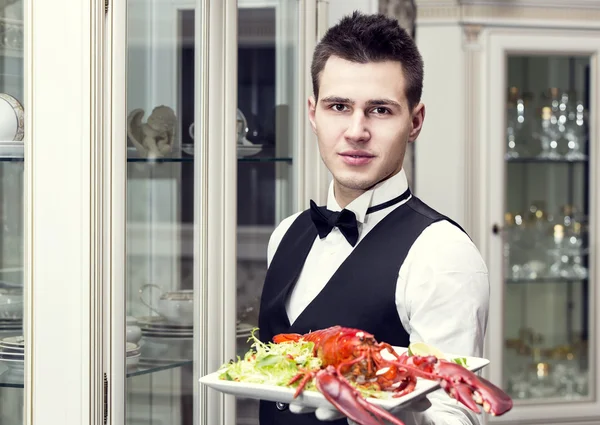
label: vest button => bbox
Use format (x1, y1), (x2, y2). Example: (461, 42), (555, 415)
(275, 402), (288, 411)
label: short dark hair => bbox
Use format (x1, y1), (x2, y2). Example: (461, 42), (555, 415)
(311, 11), (424, 110)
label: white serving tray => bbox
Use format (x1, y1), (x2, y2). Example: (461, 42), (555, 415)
(200, 346), (489, 411)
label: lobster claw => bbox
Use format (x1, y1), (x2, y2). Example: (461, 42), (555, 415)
(313, 366), (406, 425)
(435, 361), (513, 416)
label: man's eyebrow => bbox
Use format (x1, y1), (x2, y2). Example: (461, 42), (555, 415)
(320, 96), (354, 105)
(365, 98), (402, 108)
(319, 96), (402, 108)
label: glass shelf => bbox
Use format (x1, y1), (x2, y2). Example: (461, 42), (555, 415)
(506, 277), (588, 284)
(126, 360), (193, 378)
(506, 157), (588, 164)
(0, 157), (23, 163)
(0, 360), (194, 388)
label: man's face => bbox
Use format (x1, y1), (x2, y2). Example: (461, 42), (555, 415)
(308, 56), (425, 201)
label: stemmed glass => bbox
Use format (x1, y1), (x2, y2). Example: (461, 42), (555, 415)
(506, 87), (527, 159)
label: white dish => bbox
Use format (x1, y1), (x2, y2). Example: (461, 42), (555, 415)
(0, 94), (24, 142)
(126, 342), (140, 352)
(140, 325), (194, 332)
(200, 347), (489, 411)
(0, 345), (23, 353)
(137, 316), (193, 329)
(127, 353), (141, 369)
(141, 332), (193, 339)
(1, 336), (23, 346)
(181, 144), (195, 156)
(237, 144), (262, 158)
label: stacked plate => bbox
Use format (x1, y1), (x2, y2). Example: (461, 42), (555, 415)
(236, 323), (254, 339)
(138, 316), (193, 339)
(0, 318), (22, 335)
(137, 316), (193, 367)
(135, 317), (256, 367)
(0, 335), (24, 378)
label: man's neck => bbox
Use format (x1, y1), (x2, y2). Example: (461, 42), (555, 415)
(333, 184), (365, 209)
(333, 169), (403, 209)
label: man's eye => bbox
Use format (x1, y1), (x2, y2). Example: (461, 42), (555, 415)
(332, 104), (347, 112)
(372, 107), (390, 115)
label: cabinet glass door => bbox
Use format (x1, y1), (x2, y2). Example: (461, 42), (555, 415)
(0, 0), (25, 422)
(124, 1), (198, 424)
(502, 55), (592, 403)
(235, 2), (300, 424)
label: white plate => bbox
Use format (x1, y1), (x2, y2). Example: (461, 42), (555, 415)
(137, 316), (193, 330)
(200, 347), (489, 411)
(0, 94), (24, 142)
(0, 336), (23, 346)
(141, 332), (193, 339)
(237, 144), (262, 158)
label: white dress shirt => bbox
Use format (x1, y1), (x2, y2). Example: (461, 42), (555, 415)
(266, 169), (490, 425)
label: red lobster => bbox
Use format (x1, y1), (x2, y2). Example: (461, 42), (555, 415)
(274, 325), (513, 425)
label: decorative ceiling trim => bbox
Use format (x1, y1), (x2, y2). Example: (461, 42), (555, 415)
(417, 4), (600, 24)
(457, 0), (600, 9)
(417, 0), (600, 8)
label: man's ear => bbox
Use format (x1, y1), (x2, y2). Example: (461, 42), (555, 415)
(308, 96), (317, 134)
(408, 103), (425, 142)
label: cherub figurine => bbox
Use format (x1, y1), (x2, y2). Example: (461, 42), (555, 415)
(127, 105), (177, 158)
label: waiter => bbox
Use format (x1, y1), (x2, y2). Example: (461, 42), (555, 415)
(258, 11), (489, 425)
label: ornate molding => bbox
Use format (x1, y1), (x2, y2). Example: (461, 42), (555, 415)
(417, 3), (600, 24)
(417, 0), (600, 7)
(462, 5), (600, 21)
(379, 0), (417, 36)
(458, 0), (600, 8)
(463, 24), (482, 48)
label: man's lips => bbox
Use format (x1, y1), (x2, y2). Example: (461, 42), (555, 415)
(338, 150), (375, 165)
(339, 150), (375, 158)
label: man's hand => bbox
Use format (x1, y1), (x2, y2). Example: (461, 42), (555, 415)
(289, 396), (433, 422)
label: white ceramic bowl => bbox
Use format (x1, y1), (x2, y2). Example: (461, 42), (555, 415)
(126, 316), (142, 344)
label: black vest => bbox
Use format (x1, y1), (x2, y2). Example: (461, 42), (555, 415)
(257, 196), (465, 425)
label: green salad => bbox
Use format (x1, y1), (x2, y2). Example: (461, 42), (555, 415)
(219, 329), (322, 390)
(218, 329), (468, 399)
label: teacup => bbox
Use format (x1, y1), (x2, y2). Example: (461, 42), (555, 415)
(139, 284), (194, 325)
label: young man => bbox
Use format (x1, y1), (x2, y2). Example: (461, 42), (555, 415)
(258, 11), (489, 425)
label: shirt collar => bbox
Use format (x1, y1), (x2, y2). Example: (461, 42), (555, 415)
(326, 169), (409, 224)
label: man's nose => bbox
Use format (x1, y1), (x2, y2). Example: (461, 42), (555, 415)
(344, 111), (370, 143)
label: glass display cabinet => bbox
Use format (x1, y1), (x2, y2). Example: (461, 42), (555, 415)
(0, 0), (327, 424)
(484, 31), (600, 424)
(501, 56), (591, 403)
(115, 1), (326, 425)
(0, 0), (24, 422)
(414, 2), (600, 423)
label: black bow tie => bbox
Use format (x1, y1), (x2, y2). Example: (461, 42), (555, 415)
(309, 188), (411, 247)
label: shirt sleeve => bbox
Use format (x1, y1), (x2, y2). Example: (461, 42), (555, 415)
(394, 220), (490, 425)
